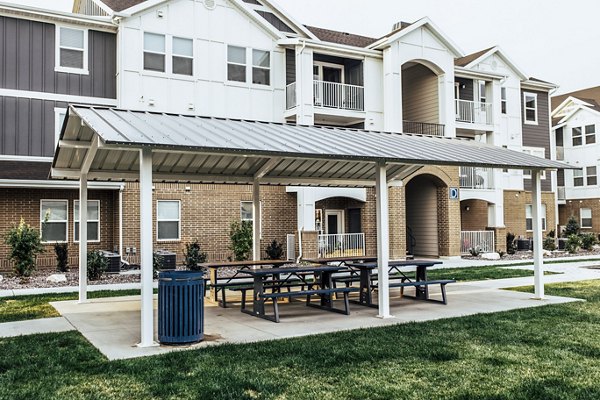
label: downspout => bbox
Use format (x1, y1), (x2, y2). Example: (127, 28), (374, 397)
(119, 184), (125, 264)
(295, 41), (306, 264)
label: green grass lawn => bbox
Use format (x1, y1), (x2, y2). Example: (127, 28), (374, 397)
(427, 265), (557, 282)
(1, 280), (600, 399)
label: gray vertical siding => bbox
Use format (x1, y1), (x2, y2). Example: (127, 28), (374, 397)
(285, 49), (295, 85)
(522, 89), (552, 191)
(0, 16), (116, 99)
(0, 96), (67, 157)
(455, 78), (473, 101)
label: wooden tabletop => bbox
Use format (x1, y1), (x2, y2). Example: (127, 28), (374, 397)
(303, 256), (377, 264)
(238, 265), (344, 276)
(345, 260), (443, 269)
(198, 260), (291, 269)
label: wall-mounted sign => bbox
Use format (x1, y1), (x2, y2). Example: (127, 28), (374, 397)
(449, 187), (459, 200)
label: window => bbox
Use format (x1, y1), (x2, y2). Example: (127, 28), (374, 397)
(74, 200), (100, 242)
(56, 27), (87, 73)
(479, 81), (486, 103)
(172, 37), (193, 76)
(522, 147), (546, 179)
(157, 200), (180, 241)
(572, 127), (583, 146)
(144, 33), (166, 72)
(585, 125), (596, 145)
(581, 208), (593, 229)
(241, 201), (253, 221)
(41, 200), (68, 242)
(501, 87), (507, 114)
(573, 169), (584, 187)
(54, 108), (67, 147)
(227, 46), (246, 82)
(526, 204), (547, 231)
(523, 92), (538, 124)
(587, 166), (597, 186)
(252, 49), (270, 85)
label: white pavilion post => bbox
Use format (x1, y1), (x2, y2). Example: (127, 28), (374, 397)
(78, 174), (88, 303)
(531, 169), (545, 299)
(375, 162), (392, 318)
(139, 148), (155, 347)
(252, 180), (261, 261)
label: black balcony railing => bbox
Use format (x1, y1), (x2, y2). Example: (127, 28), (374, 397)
(402, 120), (445, 136)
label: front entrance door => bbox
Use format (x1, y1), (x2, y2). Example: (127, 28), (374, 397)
(325, 210), (344, 235)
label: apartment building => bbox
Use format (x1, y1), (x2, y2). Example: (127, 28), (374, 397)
(0, 0), (558, 271)
(551, 86), (600, 233)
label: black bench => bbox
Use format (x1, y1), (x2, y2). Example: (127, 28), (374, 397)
(333, 273), (407, 286)
(371, 279), (455, 305)
(254, 287), (359, 323)
(216, 278), (314, 308)
(231, 280), (315, 308)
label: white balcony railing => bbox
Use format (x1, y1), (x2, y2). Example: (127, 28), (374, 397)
(318, 233), (365, 258)
(460, 166), (495, 189)
(286, 82), (297, 110)
(455, 99), (493, 125)
(314, 80), (364, 111)
(461, 231), (495, 255)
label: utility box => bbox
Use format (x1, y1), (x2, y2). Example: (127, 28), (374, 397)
(100, 251), (121, 274)
(154, 250), (177, 270)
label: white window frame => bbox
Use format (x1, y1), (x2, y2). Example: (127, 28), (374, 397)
(240, 201), (262, 239)
(523, 92), (538, 125)
(526, 204), (547, 232)
(252, 49), (271, 86)
(74, 200), (101, 243)
(572, 126), (583, 147)
(586, 166), (597, 186)
(227, 45), (247, 83)
(501, 87), (507, 114)
(143, 32), (167, 73)
(55, 25), (89, 75)
(478, 81), (486, 103)
(157, 200), (181, 242)
(172, 36), (194, 76)
(40, 199), (68, 243)
(226, 45), (272, 87)
(585, 124), (596, 145)
(581, 208), (593, 229)
(54, 107), (67, 148)
(522, 147), (546, 180)
(573, 169), (584, 187)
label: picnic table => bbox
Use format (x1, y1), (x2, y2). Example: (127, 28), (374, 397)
(238, 265), (358, 323)
(303, 256), (377, 267)
(198, 260), (291, 307)
(344, 260), (453, 306)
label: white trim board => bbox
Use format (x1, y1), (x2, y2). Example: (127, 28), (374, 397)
(0, 179), (123, 190)
(0, 88), (117, 106)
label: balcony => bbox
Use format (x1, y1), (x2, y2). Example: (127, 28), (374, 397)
(455, 99), (493, 125)
(403, 120), (445, 136)
(285, 81), (365, 112)
(460, 166), (495, 189)
(318, 233), (365, 258)
(461, 231), (495, 255)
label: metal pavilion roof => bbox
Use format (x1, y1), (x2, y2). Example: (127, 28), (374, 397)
(51, 106), (572, 186)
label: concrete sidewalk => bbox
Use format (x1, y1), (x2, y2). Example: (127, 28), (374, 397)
(0, 317), (74, 338)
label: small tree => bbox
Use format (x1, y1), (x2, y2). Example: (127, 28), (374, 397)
(580, 233), (597, 251)
(54, 243), (69, 272)
(185, 241), (208, 271)
(564, 216), (580, 237)
(506, 232), (516, 255)
(87, 250), (107, 281)
(5, 218), (44, 277)
(229, 220), (253, 261)
(565, 234), (582, 254)
(266, 240), (284, 260)
(543, 237), (556, 251)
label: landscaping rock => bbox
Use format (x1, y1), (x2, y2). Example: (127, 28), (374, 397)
(46, 274), (67, 283)
(481, 253), (500, 260)
(0, 274), (3, 282)
(542, 250), (552, 257)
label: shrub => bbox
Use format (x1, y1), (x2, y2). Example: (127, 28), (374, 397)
(565, 234), (582, 254)
(153, 253), (163, 279)
(564, 216), (580, 237)
(185, 241), (208, 271)
(266, 240), (284, 260)
(580, 233), (597, 251)
(547, 229), (556, 238)
(5, 218), (44, 277)
(54, 243), (69, 272)
(87, 250), (107, 281)
(506, 232), (516, 255)
(229, 220), (253, 261)
(543, 237), (556, 251)
(469, 246), (482, 257)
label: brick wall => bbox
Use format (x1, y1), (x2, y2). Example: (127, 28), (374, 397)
(460, 199), (489, 231)
(0, 188), (117, 272)
(503, 190), (556, 238)
(559, 199), (600, 234)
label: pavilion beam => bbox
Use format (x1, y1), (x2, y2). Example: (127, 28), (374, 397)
(138, 148), (155, 347)
(80, 135), (99, 175)
(78, 174), (88, 303)
(531, 169), (545, 299)
(375, 161), (392, 319)
(253, 180), (261, 261)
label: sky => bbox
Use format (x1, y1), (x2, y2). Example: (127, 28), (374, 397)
(10, 0), (600, 95)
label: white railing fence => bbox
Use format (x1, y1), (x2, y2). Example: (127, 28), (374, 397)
(318, 233), (365, 258)
(313, 80), (364, 111)
(455, 99), (493, 125)
(286, 82), (297, 110)
(460, 166), (495, 189)
(461, 231), (495, 255)
(286, 233), (296, 261)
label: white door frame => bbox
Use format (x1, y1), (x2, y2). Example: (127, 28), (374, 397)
(313, 61), (345, 83)
(325, 209), (345, 234)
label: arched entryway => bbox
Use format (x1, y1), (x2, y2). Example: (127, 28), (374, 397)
(401, 60), (443, 135)
(405, 174), (447, 257)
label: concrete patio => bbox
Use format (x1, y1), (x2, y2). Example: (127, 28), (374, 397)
(51, 279), (585, 360)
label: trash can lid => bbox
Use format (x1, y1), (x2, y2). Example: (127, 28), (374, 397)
(158, 270), (205, 281)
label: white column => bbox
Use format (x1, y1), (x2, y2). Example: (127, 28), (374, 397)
(439, 72), (457, 138)
(119, 186), (124, 258)
(78, 175), (88, 304)
(375, 162), (392, 318)
(139, 148), (155, 347)
(531, 170), (545, 299)
(383, 44), (403, 133)
(295, 44), (314, 125)
(253, 180), (261, 261)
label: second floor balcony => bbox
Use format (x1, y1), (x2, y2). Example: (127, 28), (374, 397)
(460, 166), (495, 190)
(286, 81), (365, 112)
(455, 99), (493, 126)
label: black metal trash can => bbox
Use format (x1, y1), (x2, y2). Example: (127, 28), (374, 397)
(158, 271), (205, 345)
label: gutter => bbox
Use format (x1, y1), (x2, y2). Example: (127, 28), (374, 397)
(278, 38), (382, 59)
(0, 2), (116, 30)
(454, 66), (506, 81)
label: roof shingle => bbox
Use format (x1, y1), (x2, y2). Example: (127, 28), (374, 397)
(454, 47), (494, 67)
(552, 86), (600, 110)
(305, 25), (378, 48)
(101, 0), (146, 12)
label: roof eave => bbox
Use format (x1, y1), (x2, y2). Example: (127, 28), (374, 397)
(277, 38), (383, 58)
